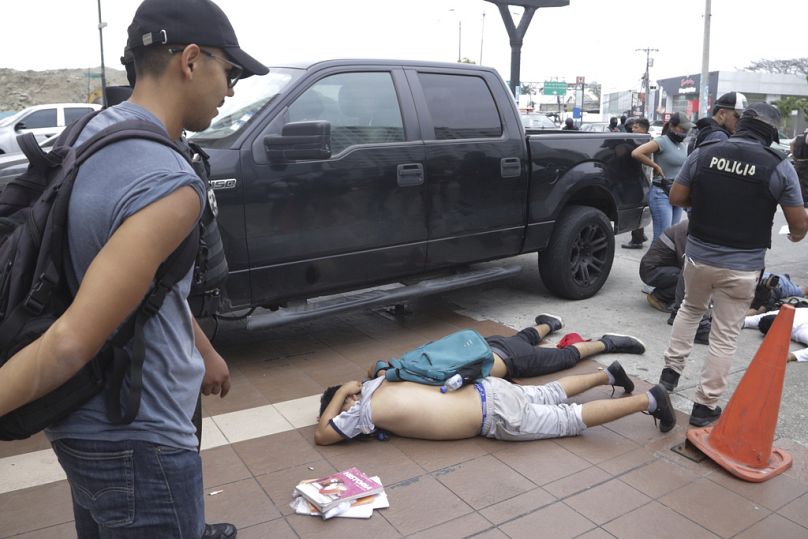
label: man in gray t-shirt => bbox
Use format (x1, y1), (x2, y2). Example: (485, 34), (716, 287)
(658, 103), (808, 428)
(0, 1), (267, 537)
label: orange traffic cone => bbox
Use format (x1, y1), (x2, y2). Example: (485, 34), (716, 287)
(687, 305), (794, 482)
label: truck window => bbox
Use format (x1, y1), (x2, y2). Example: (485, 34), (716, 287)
(19, 109), (57, 129)
(64, 107), (96, 125)
(190, 68), (304, 147)
(285, 72), (404, 154)
(418, 73), (502, 140)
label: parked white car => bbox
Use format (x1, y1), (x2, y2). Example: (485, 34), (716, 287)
(0, 103), (100, 154)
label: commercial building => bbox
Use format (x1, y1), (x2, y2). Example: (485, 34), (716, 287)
(655, 71), (808, 135)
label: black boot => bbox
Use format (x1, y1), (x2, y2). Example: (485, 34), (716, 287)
(203, 523), (237, 539)
(659, 368), (680, 392)
(689, 403), (722, 427)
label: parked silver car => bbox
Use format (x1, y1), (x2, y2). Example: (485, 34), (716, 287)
(0, 103), (100, 155)
(520, 113), (557, 130)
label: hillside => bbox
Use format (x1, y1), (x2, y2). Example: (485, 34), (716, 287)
(0, 67), (129, 112)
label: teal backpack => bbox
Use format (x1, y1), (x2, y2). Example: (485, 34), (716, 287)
(371, 330), (494, 386)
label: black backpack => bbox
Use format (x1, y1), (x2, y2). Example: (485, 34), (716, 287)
(0, 112), (199, 440)
(186, 141), (228, 319)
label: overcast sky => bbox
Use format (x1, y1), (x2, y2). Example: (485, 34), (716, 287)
(2, 0), (804, 92)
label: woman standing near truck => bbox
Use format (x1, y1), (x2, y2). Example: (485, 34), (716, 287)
(631, 112), (694, 242)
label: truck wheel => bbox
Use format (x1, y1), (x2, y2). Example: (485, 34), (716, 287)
(539, 205), (614, 300)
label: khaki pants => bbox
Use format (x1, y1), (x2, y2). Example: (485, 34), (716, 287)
(663, 257), (758, 407)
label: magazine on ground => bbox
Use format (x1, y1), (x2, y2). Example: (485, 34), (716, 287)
(290, 477), (389, 519)
(294, 467), (384, 514)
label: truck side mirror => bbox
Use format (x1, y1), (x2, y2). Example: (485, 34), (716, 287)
(14, 122), (27, 132)
(264, 120), (332, 162)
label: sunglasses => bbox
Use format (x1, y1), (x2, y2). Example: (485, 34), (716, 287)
(167, 47), (243, 88)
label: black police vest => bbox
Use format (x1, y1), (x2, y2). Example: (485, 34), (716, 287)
(689, 140), (781, 249)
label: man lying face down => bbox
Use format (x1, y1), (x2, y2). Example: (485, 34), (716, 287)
(314, 316), (675, 445)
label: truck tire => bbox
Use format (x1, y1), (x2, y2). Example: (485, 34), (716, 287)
(538, 205), (614, 300)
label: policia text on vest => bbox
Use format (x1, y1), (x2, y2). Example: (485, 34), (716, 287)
(709, 156), (756, 177)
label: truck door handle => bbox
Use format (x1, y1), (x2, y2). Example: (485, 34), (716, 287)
(397, 163), (424, 187)
(500, 157), (522, 178)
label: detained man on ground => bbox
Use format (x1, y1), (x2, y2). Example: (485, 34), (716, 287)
(314, 318), (674, 446)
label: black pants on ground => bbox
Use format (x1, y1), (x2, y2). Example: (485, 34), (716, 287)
(485, 327), (581, 379)
(640, 265), (679, 304)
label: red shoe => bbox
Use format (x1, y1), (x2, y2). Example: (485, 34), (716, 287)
(556, 332), (591, 348)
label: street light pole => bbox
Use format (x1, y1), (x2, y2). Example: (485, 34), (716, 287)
(458, 19), (462, 62)
(636, 47), (658, 118)
(700, 0), (712, 120)
(96, 0), (108, 108)
(484, 1), (570, 98)
(448, 8), (463, 63)
(479, 11), (486, 64)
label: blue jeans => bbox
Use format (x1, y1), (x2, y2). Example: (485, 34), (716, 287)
(763, 272), (804, 300)
(648, 185), (683, 242)
(52, 439), (204, 538)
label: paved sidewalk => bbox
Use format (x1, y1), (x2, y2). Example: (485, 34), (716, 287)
(1, 299), (807, 538)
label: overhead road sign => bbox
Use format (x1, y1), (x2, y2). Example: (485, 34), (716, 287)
(543, 81), (567, 95)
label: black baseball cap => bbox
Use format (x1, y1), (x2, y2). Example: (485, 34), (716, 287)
(712, 91), (747, 116)
(741, 102), (781, 142)
(126, 0), (268, 79)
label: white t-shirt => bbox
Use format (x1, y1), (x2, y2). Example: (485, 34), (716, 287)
(330, 377), (385, 439)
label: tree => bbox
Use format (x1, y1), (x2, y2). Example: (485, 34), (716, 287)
(773, 96), (808, 121)
(520, 83), (537, 109)
(587, 81), (601, 100)
(744, 57), (808, 81)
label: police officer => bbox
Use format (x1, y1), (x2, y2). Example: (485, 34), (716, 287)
(792, 128), (808, 206)
(688, 91), (747, 152)
(657, 103), (808, 428)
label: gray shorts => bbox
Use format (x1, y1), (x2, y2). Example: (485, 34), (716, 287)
(480, 378), (586, 441)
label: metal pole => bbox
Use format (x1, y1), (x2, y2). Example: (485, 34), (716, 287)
(635, 47), (658, 118)
(644, 48), (650, 118)
(479, 12), (486, 64)
(700, 0), (711, 119)
(96, 0), (108, 108)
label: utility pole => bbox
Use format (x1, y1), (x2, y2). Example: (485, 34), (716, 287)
(700, 0), (712, 119)
(96, 0), (108, 108)
(636, 47), (658, 118)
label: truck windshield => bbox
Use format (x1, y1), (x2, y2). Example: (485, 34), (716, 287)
(189, 67), (304, 147)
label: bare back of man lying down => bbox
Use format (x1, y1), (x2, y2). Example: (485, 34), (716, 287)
(315, 361), (675, 446)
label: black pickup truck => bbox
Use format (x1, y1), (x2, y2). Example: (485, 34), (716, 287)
(3, 60), (650, 328)
(189, 60), (650, 328)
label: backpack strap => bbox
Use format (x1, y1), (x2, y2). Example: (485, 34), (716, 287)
(17, 133), (60, 175)
(74, 120), (188, 167)
(104, 227), (199, 424)
(371, 360), (391, 378)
